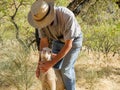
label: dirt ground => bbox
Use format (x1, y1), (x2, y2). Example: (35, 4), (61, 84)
(0, 50), (120, 90)
(75, 51), (120, 90)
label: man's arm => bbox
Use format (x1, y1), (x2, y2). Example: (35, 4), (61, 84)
(51, 39), (73, 65)
(39, 37), (49, 61)
(36, 37), (49, 78)
(39, 37), (49, 51)
(38, 39), (74, 73)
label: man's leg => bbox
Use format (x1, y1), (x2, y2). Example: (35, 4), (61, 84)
(60, 33), (83, 90)
(60, 47), (80, 90)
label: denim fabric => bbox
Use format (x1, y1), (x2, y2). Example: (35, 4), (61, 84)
(52, 33), (83, 90)
(52, 40), (65, 69)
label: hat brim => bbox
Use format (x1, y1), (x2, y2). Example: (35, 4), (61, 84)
(28, 0), (54, 29)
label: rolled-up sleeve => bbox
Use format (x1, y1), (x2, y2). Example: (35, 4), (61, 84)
(63, 16), (77, 40)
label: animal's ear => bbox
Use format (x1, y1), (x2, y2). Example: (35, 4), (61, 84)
(43, 47), (52, 53)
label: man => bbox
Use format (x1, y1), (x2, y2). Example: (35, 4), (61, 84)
(28, 0), (83, 90)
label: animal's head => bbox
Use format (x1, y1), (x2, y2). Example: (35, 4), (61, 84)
(40, 47), (52, 61)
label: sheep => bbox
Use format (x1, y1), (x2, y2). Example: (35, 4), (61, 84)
(39, 47), (65, 90)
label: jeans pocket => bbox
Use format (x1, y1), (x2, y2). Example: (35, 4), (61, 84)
(72, 34), (83, 48)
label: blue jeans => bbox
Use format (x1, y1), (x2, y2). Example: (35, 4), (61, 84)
(52, 33), (83, 90)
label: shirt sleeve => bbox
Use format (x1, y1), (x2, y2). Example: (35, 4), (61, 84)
(63, 16), (77, 40)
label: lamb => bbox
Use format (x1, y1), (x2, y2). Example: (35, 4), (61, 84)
(38, 47), (64, 90)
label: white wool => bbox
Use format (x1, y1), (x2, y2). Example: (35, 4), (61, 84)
(41, 47), (52, 61)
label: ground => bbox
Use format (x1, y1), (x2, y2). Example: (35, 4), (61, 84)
(0, 50), (120, 90)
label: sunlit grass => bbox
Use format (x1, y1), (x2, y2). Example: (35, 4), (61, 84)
(75, 50), (120, 90)
(0, 41), (120, 90)
(0, 40), (38, 90)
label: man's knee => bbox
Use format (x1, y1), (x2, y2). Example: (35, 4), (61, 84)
(60, 67), (73, 80)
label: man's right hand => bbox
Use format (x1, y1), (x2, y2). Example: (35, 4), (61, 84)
(52, 53), (57, 59)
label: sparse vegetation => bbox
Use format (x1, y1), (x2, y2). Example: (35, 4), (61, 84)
(0, 40), (37, 90)
(0, 0), (120, 90)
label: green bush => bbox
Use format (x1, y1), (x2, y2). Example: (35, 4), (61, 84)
(82, 22), (120, 56)
(0, 41), (36, 90)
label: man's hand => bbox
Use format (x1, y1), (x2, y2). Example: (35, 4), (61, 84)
(52, 53), (57, 59)
(39, 61), (54, 73)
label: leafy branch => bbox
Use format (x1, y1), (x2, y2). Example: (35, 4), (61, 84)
(9, 0), (36, 49)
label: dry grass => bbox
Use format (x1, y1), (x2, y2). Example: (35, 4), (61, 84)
(0, 41), (120, 90)
(75, 50), (120, 90)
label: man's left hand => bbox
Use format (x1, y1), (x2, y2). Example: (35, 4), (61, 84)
(39, 61), (53, 73)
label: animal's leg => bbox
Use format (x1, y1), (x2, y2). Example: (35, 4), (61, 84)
(55, 70), (65, 90)
(47, 68), (56, 90)
(39, 73), (50, 90)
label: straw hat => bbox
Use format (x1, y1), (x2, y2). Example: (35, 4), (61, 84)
(28, 0), (54, 28)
